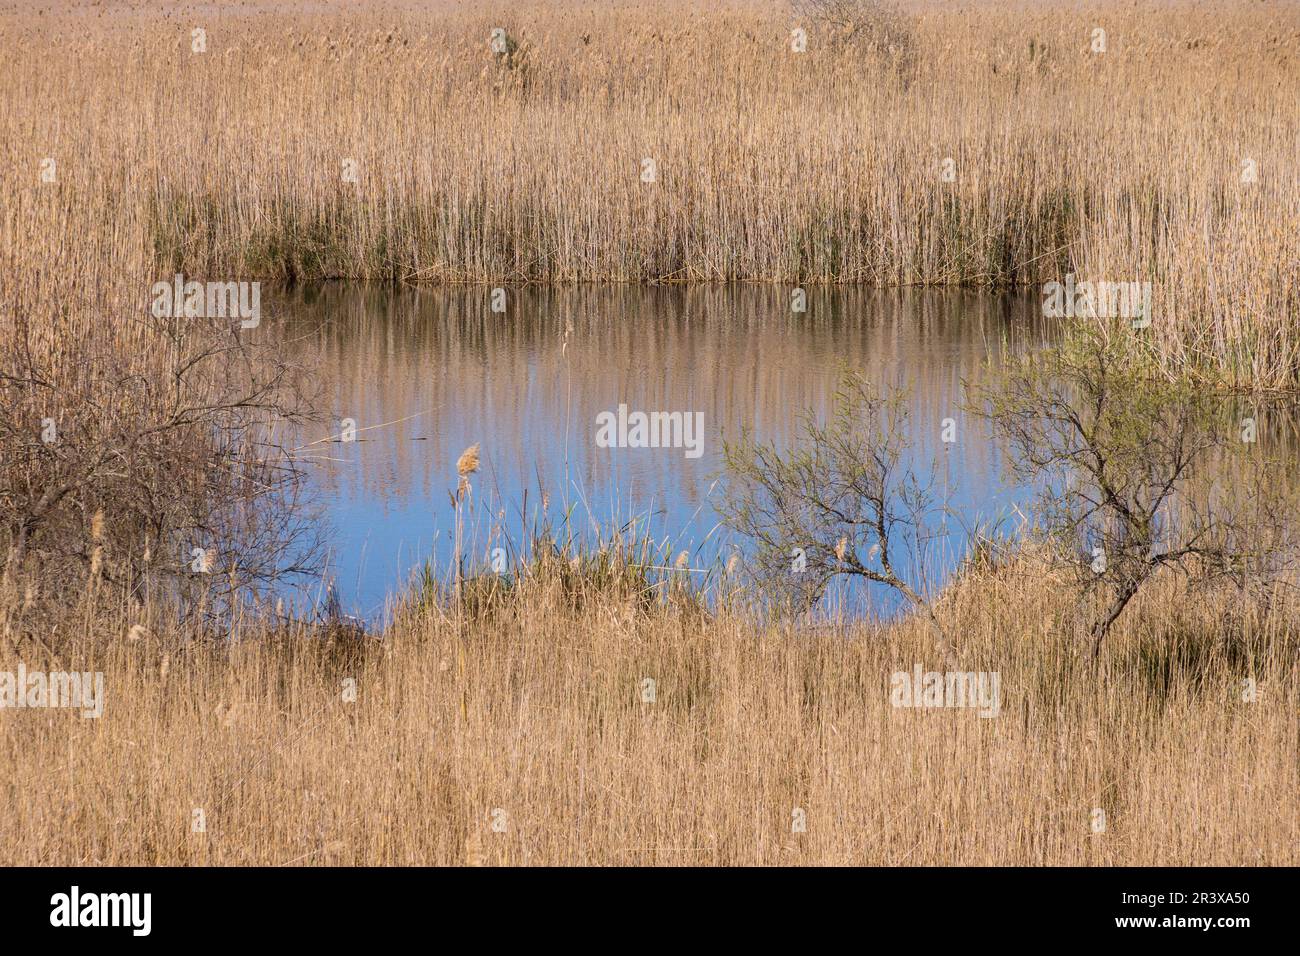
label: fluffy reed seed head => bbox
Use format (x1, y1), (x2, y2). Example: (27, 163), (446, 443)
(456, 444), (480, 478)
(456, 443), (480, 499)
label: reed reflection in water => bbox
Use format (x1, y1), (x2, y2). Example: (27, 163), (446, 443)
(278, 284), (1053, 619)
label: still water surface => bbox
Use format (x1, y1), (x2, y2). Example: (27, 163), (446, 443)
(277, 284), (1053, 620)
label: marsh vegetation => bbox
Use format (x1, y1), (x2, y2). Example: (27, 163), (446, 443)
(0, 1), (1296, 865)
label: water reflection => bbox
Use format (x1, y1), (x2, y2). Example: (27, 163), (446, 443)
(277, 284), (1054, 619)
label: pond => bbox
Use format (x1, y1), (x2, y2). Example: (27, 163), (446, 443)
(274, 284), (1054, 621)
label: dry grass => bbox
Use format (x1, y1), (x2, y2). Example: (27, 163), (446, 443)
(1, 0), (1298, 386)
(0, 550), (1295, 866)
(1, 1), (1297, 866)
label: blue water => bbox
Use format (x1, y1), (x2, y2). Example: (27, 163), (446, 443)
(273, 283), (1052, 622)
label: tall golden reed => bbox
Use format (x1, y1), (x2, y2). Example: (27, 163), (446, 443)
(1, 0), (1297, 386)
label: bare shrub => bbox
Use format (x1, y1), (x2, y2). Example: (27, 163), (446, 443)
(0, 286), (322, 647)
(720, 371), (958, 667)
(972, 323), (1300, 657)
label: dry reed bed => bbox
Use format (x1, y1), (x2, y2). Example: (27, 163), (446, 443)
(0, 2), (1297, 866)
(0, 552), (1294, 866)
(1, 1), (1298, 386)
